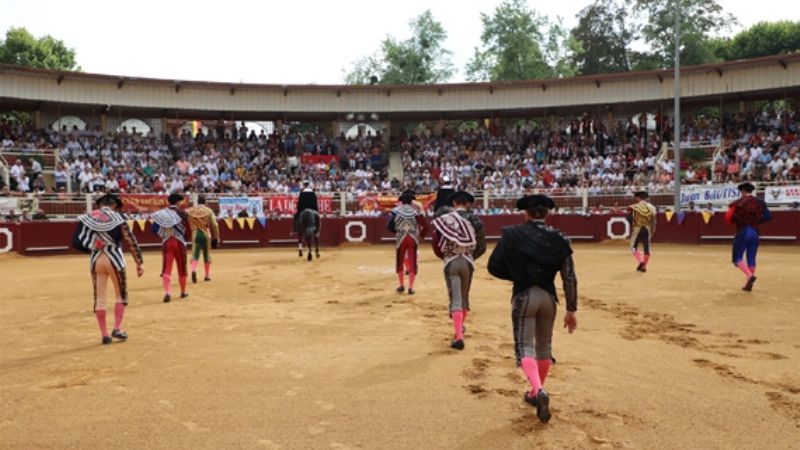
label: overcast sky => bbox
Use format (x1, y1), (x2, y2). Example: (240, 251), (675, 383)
(0, 0), (789, 84)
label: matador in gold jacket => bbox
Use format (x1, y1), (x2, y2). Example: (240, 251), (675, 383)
(186, 195), (220, 283)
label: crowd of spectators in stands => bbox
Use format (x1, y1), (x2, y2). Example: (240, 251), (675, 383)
(1, 107), (798, 201)
(400, 108), (798, 196)
(0, 121), (388, 196)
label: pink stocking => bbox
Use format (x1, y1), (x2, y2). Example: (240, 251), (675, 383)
(520, 357), (542, 394)
(95, 310), (109, 337)
(113, 303), (125, 330)
(162, 275), (172, 295)
(632, 249), (643, 264)
(397, 272), (404, 288)
(452, 310), (464, 340)
(736, 261), (752, 279)
(190, 259), (198, 272)
(408, 272), (416, 290)
(178, 276), (187, 294)
(204, 262), (211, 278)
(536, 358), (552, 386)
(643, 254), (651, 267)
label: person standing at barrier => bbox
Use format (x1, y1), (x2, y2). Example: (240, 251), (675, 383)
(71, 193), (144, 345)
(387, 190), (429, 295)
(629, 191), (657, 272)
(725, 182), (772, 291)
(431, 191), (486, 350)
(487, 194), (578, 423)
(151, 193), (191, 302)
(186, 195), (220, 283)
(433, 175), (455, 213)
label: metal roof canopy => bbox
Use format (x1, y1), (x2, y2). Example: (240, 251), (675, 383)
(0, 53), (798, 122)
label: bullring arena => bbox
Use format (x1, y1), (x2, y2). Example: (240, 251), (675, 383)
(1, 240), (799, 449)
(1, 53), (800, 449)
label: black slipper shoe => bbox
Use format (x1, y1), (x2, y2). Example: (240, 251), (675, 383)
(536, 389), (551, 423)
(111, 329), (128, 340)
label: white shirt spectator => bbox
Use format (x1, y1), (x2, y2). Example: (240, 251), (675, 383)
(10, 161), (24, 179)
(16, 175), (30, 192)
(105, 178), (119, 191)
(78, 169), (93, 190)
(169, 178), (184, 193)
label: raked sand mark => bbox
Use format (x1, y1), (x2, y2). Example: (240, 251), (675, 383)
(583, 296), (800, 425)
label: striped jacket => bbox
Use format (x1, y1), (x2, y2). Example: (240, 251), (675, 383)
(387, 204), (428, 248)
(72, 207), (143, 271)
(151, 206), (190, 245)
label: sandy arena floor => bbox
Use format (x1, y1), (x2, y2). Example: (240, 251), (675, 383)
(0, 243), (798, 449)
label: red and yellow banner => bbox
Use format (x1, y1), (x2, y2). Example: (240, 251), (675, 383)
(120, 194), (190, 214)
(357, 193), (436, 212)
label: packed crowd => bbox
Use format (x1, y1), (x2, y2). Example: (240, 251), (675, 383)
(0, 120), (389, 195)
(712, 111), (800, 183)
(401, 109), (799, 196)
(1, 107), (798, 199)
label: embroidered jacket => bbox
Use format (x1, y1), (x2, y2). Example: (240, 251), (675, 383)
(186, 205), (220, 242)
(630, 201), (657, 234)
(150, 206), (190, 245)
(431, 209), (486, 266)
(387, 204), (429, 248)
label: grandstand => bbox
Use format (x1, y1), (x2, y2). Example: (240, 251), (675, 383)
(1, 53), (799, 218)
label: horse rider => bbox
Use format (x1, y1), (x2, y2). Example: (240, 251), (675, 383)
(294, 181), (319, 235)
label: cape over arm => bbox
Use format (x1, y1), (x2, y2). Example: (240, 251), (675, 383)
(487, 232), (513, 281)
(71, 222), (91, 254)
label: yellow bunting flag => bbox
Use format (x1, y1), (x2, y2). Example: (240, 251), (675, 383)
(136, 220), (148, 232)
(224, 218), (234, 230)
(245, 217), (256, 230)
(126, 220), (135, 230)
(665, 210), (674, 223)
(701, 211), (713, 225)
(236, 218), (246, 229)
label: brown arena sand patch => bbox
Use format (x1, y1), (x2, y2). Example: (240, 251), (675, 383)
(0, 243), (799, 448)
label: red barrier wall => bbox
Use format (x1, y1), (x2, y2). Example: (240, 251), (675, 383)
(1, 211), (798, 256)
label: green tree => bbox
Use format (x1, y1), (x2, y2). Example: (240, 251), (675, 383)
(634, 0), (736, 68)
(344, 10), (453, 84)
(466, 0), (575, 81)
(717, 21), (800, 61)
(0, 27), (79, 71)
(571, 0), (636, 75)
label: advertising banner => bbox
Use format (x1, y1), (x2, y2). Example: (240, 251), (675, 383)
(218, 197), (265, 218)
(265, 195), (334, 214)
(680, 185), (741, 206)
(764, 186), (800, 204)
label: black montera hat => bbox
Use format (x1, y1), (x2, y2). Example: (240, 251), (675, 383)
(448, 191), (475, 204)
(168, 193), (184, 205)
(516, 194), (556, 210)
(399, 190), (416, 203)
(634, 191), (649, 198)
(737, 182), (756, 193)
(95, 193), (123, 209)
